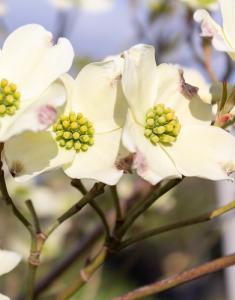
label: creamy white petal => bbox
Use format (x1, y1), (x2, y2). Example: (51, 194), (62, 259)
(72, 58), (126, 133)
(0, 24), (74, 99)
(219, 0), (235, 47)
(4, 130), (75, 181)
(64, 129), (123, 185)
(194, 9), (234, 55)
(122, 44), (158, 124)
(0, 293), (9, 300)
(122, 112), (181, 185)
(0, 250), (21, 276)
(0, 81), (66, 141)
(155, 64), (212, 126)
(165, 125), (235, 180)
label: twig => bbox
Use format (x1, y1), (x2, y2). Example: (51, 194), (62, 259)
(89, 199), (111, 239)
(45, 182), (105, 237)
(113, 252), (235, 300)
(110, 186), (123, 222)
(114, 178), (182, 240)
(57, 247), (108, 300)
(25, 200), (41, 234)
(0, 144), (34, 236)
(120, 200), (235, 249)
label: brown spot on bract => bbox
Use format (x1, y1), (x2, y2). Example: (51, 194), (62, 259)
(115, 154), (134, 173)
(179, 69), (199, 99)
(10, 161), (24, 177)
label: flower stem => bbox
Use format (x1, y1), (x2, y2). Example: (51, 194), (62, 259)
(57, 247), (108, 300)
(120, 199), (235, 249)
(45, 182), (105, 237)
(89, 199), (111, 238)
(113, 252), (235, 300)
(114, 178), (182, 240)
(110, 186), (123, 222)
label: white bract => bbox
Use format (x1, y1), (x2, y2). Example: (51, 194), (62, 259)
(0, 249), (21, 300)
(0, 24), (74, 141)
(50, 0), (113, 12)
(194, 0), (235, 60)
(180, 0), (218, 9)
(122, 44), (235, 184)
(5, 57), (126, 185)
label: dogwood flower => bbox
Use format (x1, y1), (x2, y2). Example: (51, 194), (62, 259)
(194, 0), (235, 60)
(122, 44), (235, 184)
(0, 249), (21, 300)
(4, 57), (126, 185)
(180, 0), (217, 9)
(0, 24), (74, 141)
(50, 0), (113, 12)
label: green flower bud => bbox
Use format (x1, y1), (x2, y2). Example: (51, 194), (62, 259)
(53, 111), (95, 152)
(144, 103), (181, 146)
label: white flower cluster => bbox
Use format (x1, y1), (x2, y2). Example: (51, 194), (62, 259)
(0, 20), (233, 188)
(1, 1), (235, 295)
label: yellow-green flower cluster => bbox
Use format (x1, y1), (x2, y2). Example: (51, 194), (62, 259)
(0, 79), (21, 117)
(144, 104), (181, 145)
(53, 111), (95, 152)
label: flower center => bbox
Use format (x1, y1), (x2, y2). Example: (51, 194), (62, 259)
(0, 79), (21, 116)
(144, 104), (181, 145)
(53, 112), (95, 152)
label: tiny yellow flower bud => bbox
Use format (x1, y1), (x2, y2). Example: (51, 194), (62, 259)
(88, 138), (94, 146)
(0, 104), (6, 114)
(6, 95), (14, 105)
(146, 118), (154, 127)
(1, 79), (8, 88)
(66, 140), (74, 149)
(56, 131), (63, 138)
(10, 83), (17, 92)
(63, 132), (72, 139)
(59, 139), (66, 147)
(166, 112), (174, 121)
(80, 135), (89, 143)
(13, 91), (21, 100)
(150, 134), (159, 145)
(144, 129), (152, 137)
(80, 125), (87, 133)
(69, 112), (77, 122)
(6, 106), (16, 115)
(154, 126), (165, 135)
(78, 117), (86, 125)
(158, 116), (166, 124)
(73, 132), (80, 140)
(74, 142), (81, 151)
(70, 122), (78, 130)
(4, 86), (11, 94)
(62, 120), (70, 129)
(81, 144), (89, 152)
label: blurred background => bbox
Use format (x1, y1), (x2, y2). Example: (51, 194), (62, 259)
(0, 0), (235, 299)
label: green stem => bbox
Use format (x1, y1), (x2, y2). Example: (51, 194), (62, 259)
(120, 200), (235, 249)
(110, 186), (123, 222)
(71, 179), (87, 195)
(45, 182), (105, 237)
(26, 200), (41, 234)
(57, 247), (108, 300)
(115, 178), (182, 240)
(89, 199), (111, 238)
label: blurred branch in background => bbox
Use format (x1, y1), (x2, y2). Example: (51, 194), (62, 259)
(114, 251), (235, 300)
